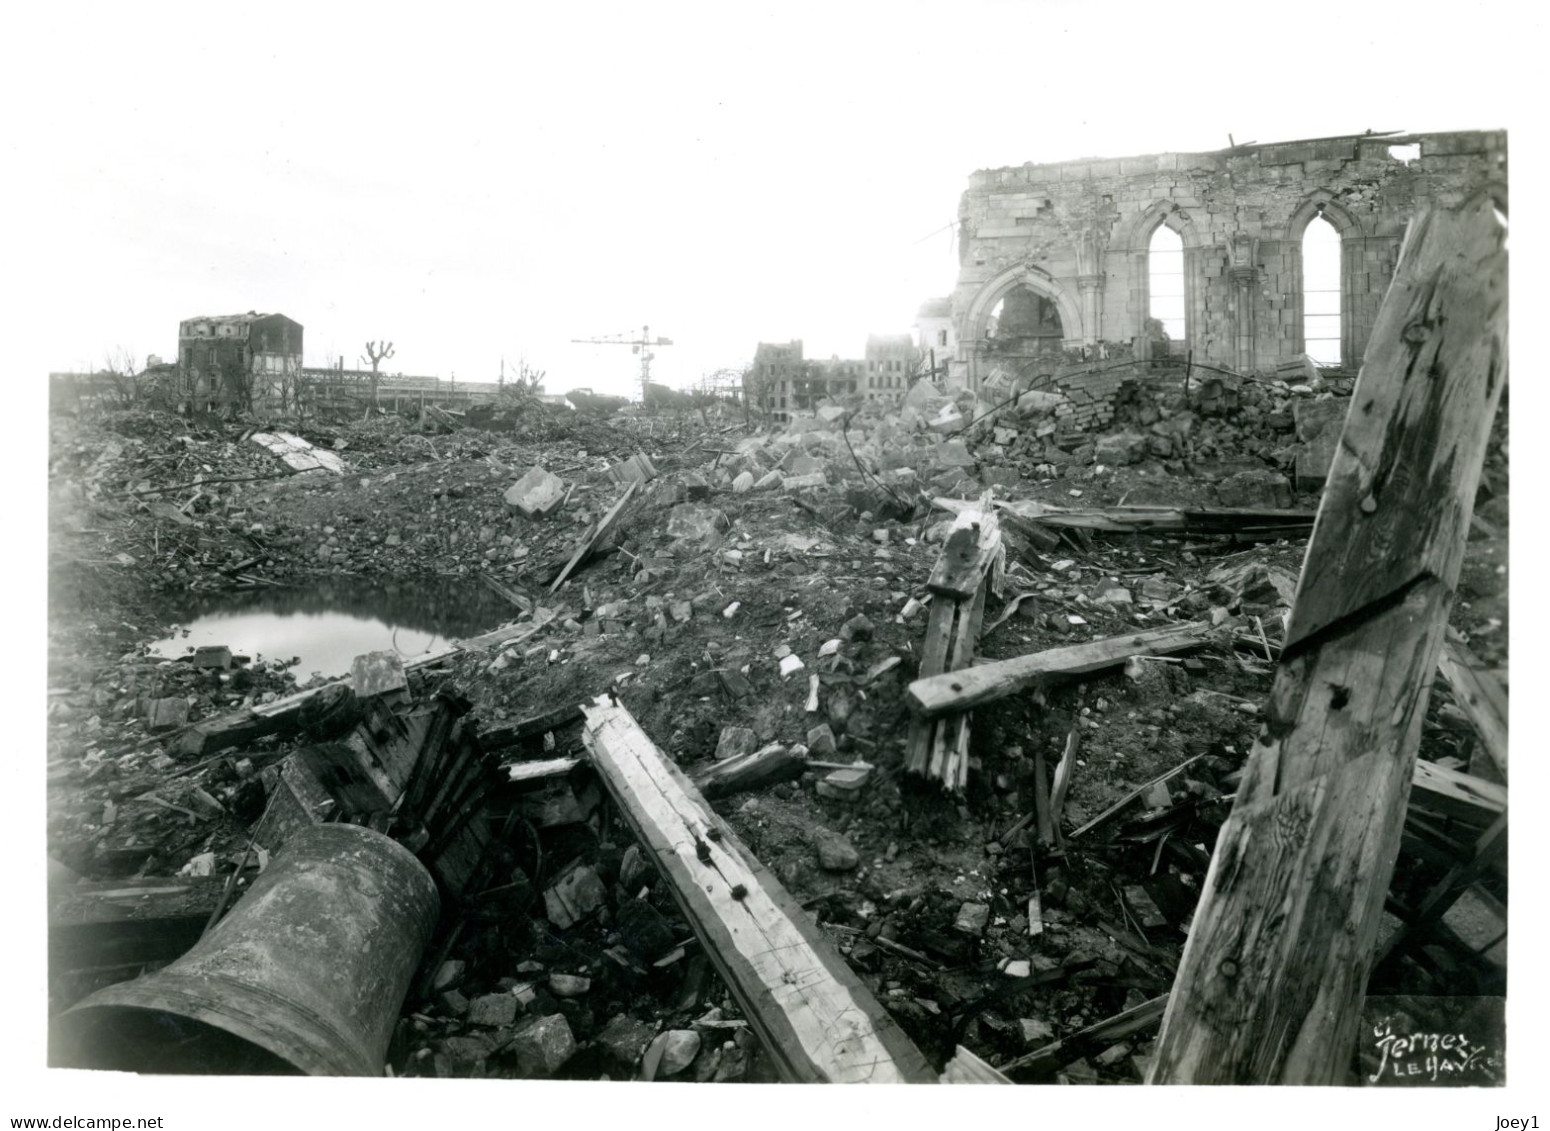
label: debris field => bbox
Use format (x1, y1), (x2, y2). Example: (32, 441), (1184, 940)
(46, 222), (1509, 1085)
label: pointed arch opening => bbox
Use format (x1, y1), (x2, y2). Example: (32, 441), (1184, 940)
(1301, 212), (1342, 366)
(1147, 225), (1186, 345)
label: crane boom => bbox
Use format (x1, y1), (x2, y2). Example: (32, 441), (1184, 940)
(569, 324), (674, 403)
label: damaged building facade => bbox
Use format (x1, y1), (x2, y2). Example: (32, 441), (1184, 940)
(752, 338), (918, 422)
(941, 130), (1506, 389)
(178, 311), (304, 411)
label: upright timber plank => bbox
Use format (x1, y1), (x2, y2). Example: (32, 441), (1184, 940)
(581, 696), (936, 1084)
(1150, 201), (1508, 1085)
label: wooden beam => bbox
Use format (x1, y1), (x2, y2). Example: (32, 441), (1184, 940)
(1436, 640), (1507, 780)
(1409, 757), (1506, 828)
(1001, 994), (1169, 1079)
(1068, 754), (1206, 842)
(50, 877), (227, 971)
(1150, 202), (1508, 1085)
(907, 621), (1213, 719)
(581, 696), (936, 1083)
(693, 743), (808, 798)
(550, 479), (639, 594)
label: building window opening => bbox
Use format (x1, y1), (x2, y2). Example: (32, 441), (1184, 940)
(1148, 225), (1186, 343)
(1302, 212), (1342, 366)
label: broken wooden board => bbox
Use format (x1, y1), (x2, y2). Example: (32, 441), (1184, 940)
(550, 479), (639, 594)
(1435, 640), (1507, 780)
(581, 695), (936, 1084)
(1001, 994), (1169, 1079)
(168, 709), (291, 759)
(1068, 754), (1207, 841)
(49, 877), (227, 972)
(506, 756), (582, 784)
(933, 496), (1315, 539)
(1150, 201), (1508, 1085)
(478, 702), (585, 753)
(908, 621), (1213, 719)
(692, 743), (807, 799)
(1409, 758), (1506, 829)
(926, 504), (1002, 599)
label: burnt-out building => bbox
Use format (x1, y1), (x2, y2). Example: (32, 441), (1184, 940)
(946, 130), (1506, 388)
(177, 312), (304, 410)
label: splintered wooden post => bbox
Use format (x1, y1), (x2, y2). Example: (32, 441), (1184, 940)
(581, 696), (936, 1083)
(1150, 201), (1508, 1085)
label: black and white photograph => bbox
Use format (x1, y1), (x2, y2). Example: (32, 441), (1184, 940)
(8, 1), (1539, 1125)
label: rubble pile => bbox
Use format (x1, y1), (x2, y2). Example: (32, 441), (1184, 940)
(44, 370), (1508, 1083)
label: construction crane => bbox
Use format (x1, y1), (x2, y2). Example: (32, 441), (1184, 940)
(569, 325), (674, 404)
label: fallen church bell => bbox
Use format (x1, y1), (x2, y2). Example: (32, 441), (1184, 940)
(52, 822), (439, 1075)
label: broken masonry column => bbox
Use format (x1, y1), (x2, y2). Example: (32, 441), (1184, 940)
(1229, 263), (1258, 374)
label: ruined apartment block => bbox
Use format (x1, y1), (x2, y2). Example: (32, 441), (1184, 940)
(752, 334), (922, 423)
(177, 311), (304, 412)
(946, 130), (1506, 389)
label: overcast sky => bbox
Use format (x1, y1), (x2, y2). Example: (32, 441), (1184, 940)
(14, 1), (1531, 402)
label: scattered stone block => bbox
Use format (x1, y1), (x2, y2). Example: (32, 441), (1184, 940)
(666, 503), (728, 543)
(616, 897), (675, 961)
(439, 1034), (493, 1074)
(1019, 1018), (1055, 1046)
(934, 439), (976, 468)
(955, 902), (990, 936)
(349, 650), (408, 700)
(608, 453), (658, 486)
(544, 863), (608, 929)
(732, 470), (755, 493)
(432, 959), (465, 992)
(715, 726), (759, 761)
(146, 697), (190, 733)
(1215, 468), (1294, 508)
(805, 723), (837, 756)
(467, 992), (518, 1027)
(505, 466), (566, 518)
(782, 472), (827, 490)
(548, 973), (592, 998)
(815, 833), (859, 872)
(597, 1014), (656, 1070)
(1094, 432), (1147, 465)
(508, 1014), (577, 1077)
(815, 765), (871, 802)
(652, 1029), (702, 1077)
(754, 470), (784, 491)
(190, 646), (232, 671)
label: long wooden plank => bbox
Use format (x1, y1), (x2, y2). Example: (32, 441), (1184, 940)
(1001, 994), (1169, 1078)
(1436, 640), (1508, 779)
(550, 479), (639, 594)
(1150, 202), (1508, 1085)
(581, 696), (936, 1084)
(905, 597), (959, 775)
(908, 621), (1213, 718)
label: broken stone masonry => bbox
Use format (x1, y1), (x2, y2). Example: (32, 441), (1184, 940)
(45, 139), (1507, 1086)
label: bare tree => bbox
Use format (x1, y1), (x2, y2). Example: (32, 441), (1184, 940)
(361, 340), (396, 406)
(101, 347), (140, 408)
